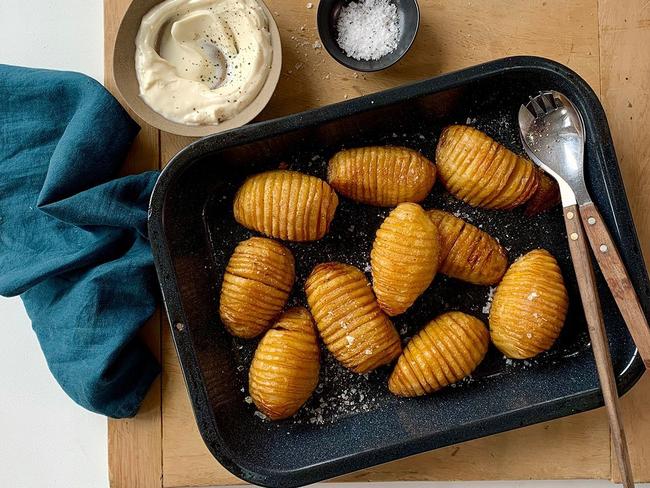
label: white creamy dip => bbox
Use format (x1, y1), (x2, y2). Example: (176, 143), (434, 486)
(135, 0), (273, 126)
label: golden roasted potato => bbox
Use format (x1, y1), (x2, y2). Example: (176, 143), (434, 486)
(427, 209), (508, 285)
(249, 307), (320, 420)
(305, 262), (401, 373)
(371, 203), (440, 316)
(436, 125), (539, 210)
(524, 169), (561, 216)
(389, 311), (489, 397)
(233, 170), (339, 241)
(489, 249), (569, 359)
(219, 237), (295, 338)
(327, 146), (436, 206)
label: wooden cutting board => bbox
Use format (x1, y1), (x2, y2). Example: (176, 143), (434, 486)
(104, 1), (650, 486)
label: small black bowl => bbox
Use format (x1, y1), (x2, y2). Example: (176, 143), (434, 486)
(317, 0), (420, 72)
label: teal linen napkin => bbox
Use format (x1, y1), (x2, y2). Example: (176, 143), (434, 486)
(0, 65), (160, 418)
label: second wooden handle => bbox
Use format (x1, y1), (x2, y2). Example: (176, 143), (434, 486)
(564, 205), (634, 488)
(580, 202), (650, 369)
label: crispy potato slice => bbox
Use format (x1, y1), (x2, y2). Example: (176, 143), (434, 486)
(524, 169), (561, 216)
(489, 249), (569, 358)
(436, 125), (539, 210)
(328, 146), (436, 206)
(233, 170), (339, 241)
(427, 209), (507, 285)
(249, 307), (320, 420)
(371, 203), (440, 316)
(305, 262), (401, 374)
(389, 311), (489, 397)
(219, 237), (294, 338)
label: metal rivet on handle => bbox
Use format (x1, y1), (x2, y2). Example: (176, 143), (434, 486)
(588, 217), (596, 225)
(175, 322), (185, 332)
(600, 244), (608, 253)
(570, 233), (579, 241)
(566, 211), (574, 219)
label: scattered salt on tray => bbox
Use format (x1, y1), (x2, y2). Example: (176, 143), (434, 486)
(253, 410), (267, 420)
(336, 0), (400, 61)
(482, 286), (497, 314)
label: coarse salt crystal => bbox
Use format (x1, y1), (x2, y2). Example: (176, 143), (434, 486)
(527, 291), (539, 301)
(336, 0), (400, 61)
(346, 335), (355, 345)
(482, 286), (497, 314)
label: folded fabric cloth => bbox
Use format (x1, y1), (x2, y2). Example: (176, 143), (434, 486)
(0, 65), (160, 418)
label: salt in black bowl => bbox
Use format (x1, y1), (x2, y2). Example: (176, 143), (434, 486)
(317, 0), (420, 72)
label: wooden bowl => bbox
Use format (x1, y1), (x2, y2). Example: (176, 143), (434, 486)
(111, 0), (282, 137)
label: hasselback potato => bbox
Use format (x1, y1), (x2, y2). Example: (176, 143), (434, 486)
(327, 146), (436, 206)
(371, 203), (440, 316)
(219, 237), (294, 338)
(305, 262), (402, 373)
(436, 125), (539, 210)
(233, 170), (339, 241)
(427, 209), (507, 285)
(524, 169), (561, 216)
(489, 249), (569, 359)
(389, 311), (489, 397)
(249, 307), (320, 420)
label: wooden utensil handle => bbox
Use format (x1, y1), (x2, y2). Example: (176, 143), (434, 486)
(564, 205), (635, 488)
(579, 201), (650, 370)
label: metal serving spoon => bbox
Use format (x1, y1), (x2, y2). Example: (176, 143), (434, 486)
(519, 91), (638, 488)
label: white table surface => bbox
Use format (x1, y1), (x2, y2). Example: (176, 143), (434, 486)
(0, 1), (644, 487)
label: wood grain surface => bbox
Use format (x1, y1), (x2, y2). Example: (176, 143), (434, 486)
(104, 0), (650, 486)
(599, 0), (650, 482)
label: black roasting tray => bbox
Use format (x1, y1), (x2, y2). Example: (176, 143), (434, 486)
(148, 56), (648, 488)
